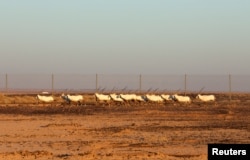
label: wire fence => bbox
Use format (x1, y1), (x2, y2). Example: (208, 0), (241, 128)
(1, 74), (250, 94)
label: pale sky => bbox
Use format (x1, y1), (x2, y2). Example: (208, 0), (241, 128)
(1, 0), (250, 74)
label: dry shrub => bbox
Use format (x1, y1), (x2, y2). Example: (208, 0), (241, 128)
(14, 96), (37, 104)
(84, 95), (96, 103)
(0, 93), (5, 100)
(54, 96), (64, 103)
(1, 96), (15, 104)
(0, 95), (37, 104)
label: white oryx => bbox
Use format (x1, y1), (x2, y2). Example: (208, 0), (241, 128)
(36, 94), (54, 103)
(172, 94), (191, 103)
(67, 94), (83, 102)
(61, 93), (84, 105)
(120, 94), (137, 101)
(196, 94), (215, 102)
(95, 93), (111, 102)
(134, 95), (146, 102)
(145, 94), (164, 102)
(160, 94), (172, 101)
(110, 94), (124, 102)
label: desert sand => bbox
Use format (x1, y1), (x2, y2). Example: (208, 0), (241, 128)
(0, 94), (249, 159)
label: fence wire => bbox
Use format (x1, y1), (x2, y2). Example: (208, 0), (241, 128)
(0, 74), (250, 93)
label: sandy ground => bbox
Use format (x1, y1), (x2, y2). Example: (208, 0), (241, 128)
(0, 101), (249, 159)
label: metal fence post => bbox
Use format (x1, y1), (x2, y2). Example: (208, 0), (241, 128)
(229, 74), (232, 101)
(139, 74), (142, 93)
(184, 74), (187, 95)
(96, 74), (98, 92)
(5, 74), (8, 93)
(52, 74), (54, 94)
